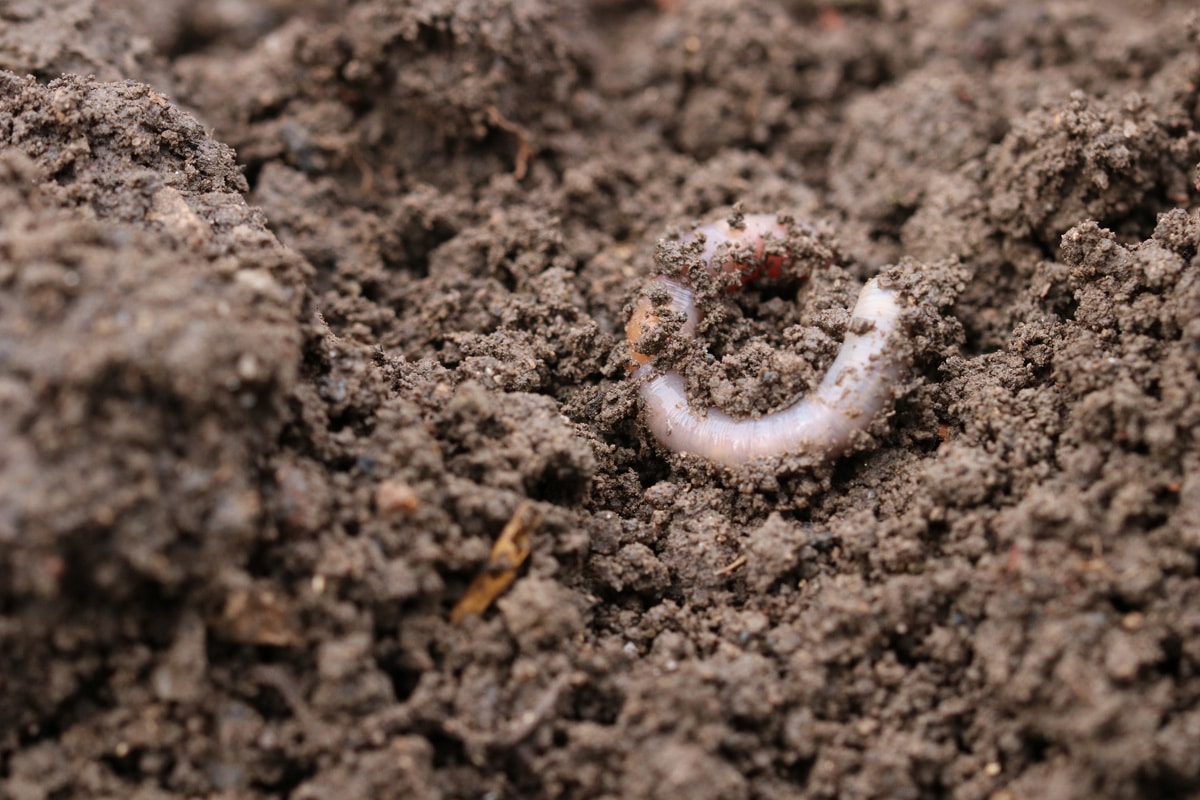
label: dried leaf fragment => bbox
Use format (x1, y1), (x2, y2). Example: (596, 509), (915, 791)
(450, 501), (540, 625)
(484, 104), (532, 180)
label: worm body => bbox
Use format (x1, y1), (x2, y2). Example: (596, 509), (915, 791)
(627, 214), (907, 467)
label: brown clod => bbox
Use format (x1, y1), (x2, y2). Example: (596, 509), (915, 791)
(376, 479), (420, 515)
(215, 586), (303, 647)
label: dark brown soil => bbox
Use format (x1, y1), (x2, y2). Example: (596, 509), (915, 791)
(3, 1), (1200, 798)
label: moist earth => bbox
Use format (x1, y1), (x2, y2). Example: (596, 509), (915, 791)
(2, 1), (1200, 799)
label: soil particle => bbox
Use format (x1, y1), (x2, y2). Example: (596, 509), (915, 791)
(5, 1), (1200, 799)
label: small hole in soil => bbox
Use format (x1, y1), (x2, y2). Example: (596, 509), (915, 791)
(570, 683), (622, 726)
(1158, 633), (1183, 678)
(428, 730), (469, 768)
(383, 662), (422, 703)
(783, 756), (815, 787)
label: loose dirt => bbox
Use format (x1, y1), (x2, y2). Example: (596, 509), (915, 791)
(3, 1), (1200, 798)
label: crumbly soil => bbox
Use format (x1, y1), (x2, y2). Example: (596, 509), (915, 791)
(3, 1), (1200, 798)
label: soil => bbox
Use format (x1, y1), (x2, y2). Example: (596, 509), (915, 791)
(2, 1), (1200, 798)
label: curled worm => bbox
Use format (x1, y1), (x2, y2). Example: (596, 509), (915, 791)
(627, 213), (907, 466)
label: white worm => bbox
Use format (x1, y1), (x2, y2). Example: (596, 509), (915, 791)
(627, 214), (907, 466)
